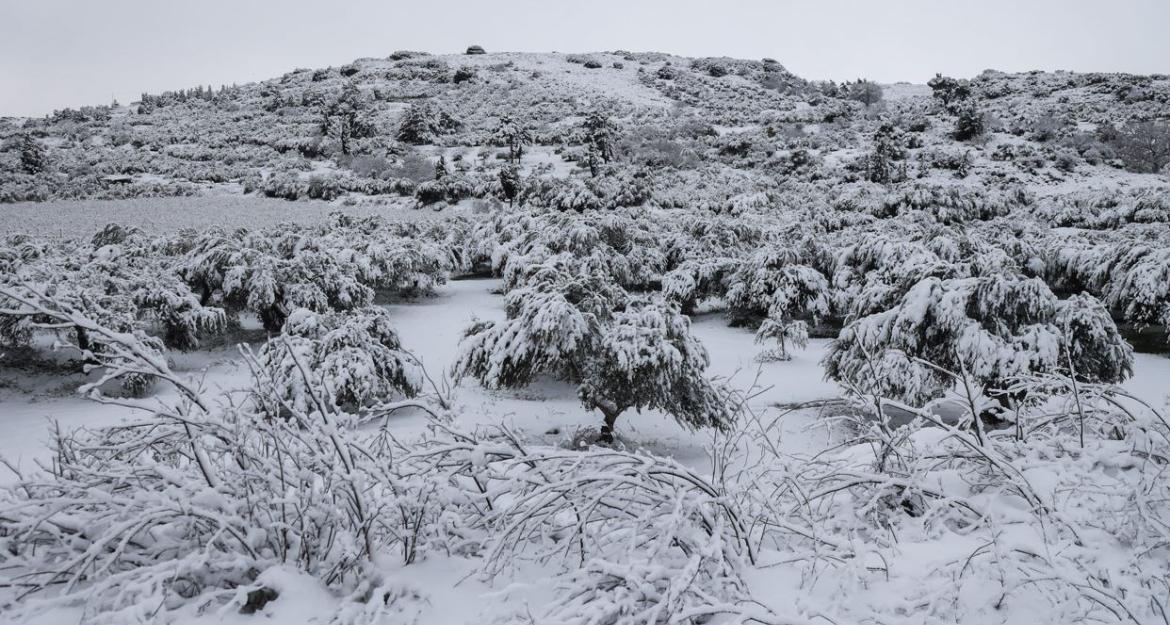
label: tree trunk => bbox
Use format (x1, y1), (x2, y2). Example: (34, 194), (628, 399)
(599, 407), (622, 444)
(75, 326), (99, 367)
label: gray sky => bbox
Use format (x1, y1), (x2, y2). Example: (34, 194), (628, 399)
(2, 0), (1167, 118)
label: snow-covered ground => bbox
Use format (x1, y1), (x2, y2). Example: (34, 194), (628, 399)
(4, 271), (1170, 624)
(0, 278), (845, 485)
(6, 275), (1169, 484)
(0, 195), (434, 237)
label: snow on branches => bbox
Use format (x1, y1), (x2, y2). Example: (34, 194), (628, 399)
(454, 265), (734, 441)
(825, 275), (1134, 408)
(254, 307), (421, 415)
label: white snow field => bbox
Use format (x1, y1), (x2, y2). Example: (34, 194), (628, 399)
(3, 275), (1169, 625)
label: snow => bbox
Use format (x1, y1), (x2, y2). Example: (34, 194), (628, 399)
(0, 195), (432, 238)
(3, 48), (1170, 625)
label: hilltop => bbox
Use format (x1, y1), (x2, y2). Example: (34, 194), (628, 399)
(0, 49), (1166, 209)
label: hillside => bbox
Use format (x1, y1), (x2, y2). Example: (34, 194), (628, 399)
(1, 50), (1167, 208)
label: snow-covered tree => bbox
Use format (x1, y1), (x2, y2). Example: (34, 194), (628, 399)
(396, 103), (460, 145)
(1111, 121), (1170, 174)
(490, 115), (533, 163)
(18, 134), (47, 174)
(255, 307), (420, 415)
(582, 111), (618, 175)
(844, 79), (883, 107)
(754, 316), (809, 361)
(497, 164), (522, 206)
(453, 270), (732, 442)
(724, 246), (830, 326)
(319, 82), (375, 155)
(578, 297), (735, 442)
(953, 99), (986, 141)
(866, 123), (904, 184)
(824, 276), (1133, 408)
(927, 74), (972, 111)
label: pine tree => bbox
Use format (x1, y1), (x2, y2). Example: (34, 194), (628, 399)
(453, 271), (733, 443)
(866, 123), (903, 184)
(582, 111), (618, 175)
(319, 82), (374, 155)
(397, 103), (437, 145)
(498, 164), (522, 206)
(754, 316), (809, 361)
(18, 134), (47, 174)
(491, 115), (533, 163)
(952, 100), (985, 141)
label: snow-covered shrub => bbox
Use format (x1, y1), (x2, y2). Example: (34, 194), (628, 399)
(396, 102), (461, 145)
(754, 316), (809, 361)
(254, 307), (421, 415)
(0, 288), (767, 623)
(724, 245), (830, 326)
(824, 276), (1133, 407)
(755, 375), (1170, 624)
(178, 221), (448, 331)
(1047, 241), (1170, 330)
(454, 268), (733, 441)
(661, 256), (739, 314)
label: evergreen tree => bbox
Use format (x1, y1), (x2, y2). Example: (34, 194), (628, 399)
(582, 111), (618, 175)
(18, 134), (47, 174)
(397, 104), (460, 145)
(498, 164), (522, 206)
(491, 115), (533, 163)
(952, 99), (986, 141)
(866, 123), (904, 183)
(453, 271), (733, 443)
(397, 103), (438, 145)
(319, 82), (375, 155)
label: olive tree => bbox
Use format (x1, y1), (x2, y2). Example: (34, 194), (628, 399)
(453, 269), (733, 442)
(824, 276), (1133, 411)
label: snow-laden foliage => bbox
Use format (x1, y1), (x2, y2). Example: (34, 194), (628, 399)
(254, 307), (421, 415)
(726, 376), (1170, 624)
(1047, 241), (1170, 331)
(176, 217), (450, 330)
(3, 48), (1170, 625)
(825, 275), (1134, 406)
(454, 266), (734, 440)
(724, 245), (830, 325)
(5, 289), (1165, 625)
(754, 317), (809, 361)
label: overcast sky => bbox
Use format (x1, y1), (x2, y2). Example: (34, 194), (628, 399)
(2, 0), (1167, 117)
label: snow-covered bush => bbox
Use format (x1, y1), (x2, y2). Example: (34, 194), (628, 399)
(454, 268), (733, 441)
(751, 373), (1170, 624)
(824, 276), (1133, 408)
(754, 316), (809, 361)
(724, 245), (830, 326)
(253, 307), (421, 415)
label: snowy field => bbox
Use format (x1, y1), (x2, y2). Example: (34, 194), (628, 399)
(0, 194), (438, 237)
(4, 275), (1170, 624)
(0, 278), (843, 485)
